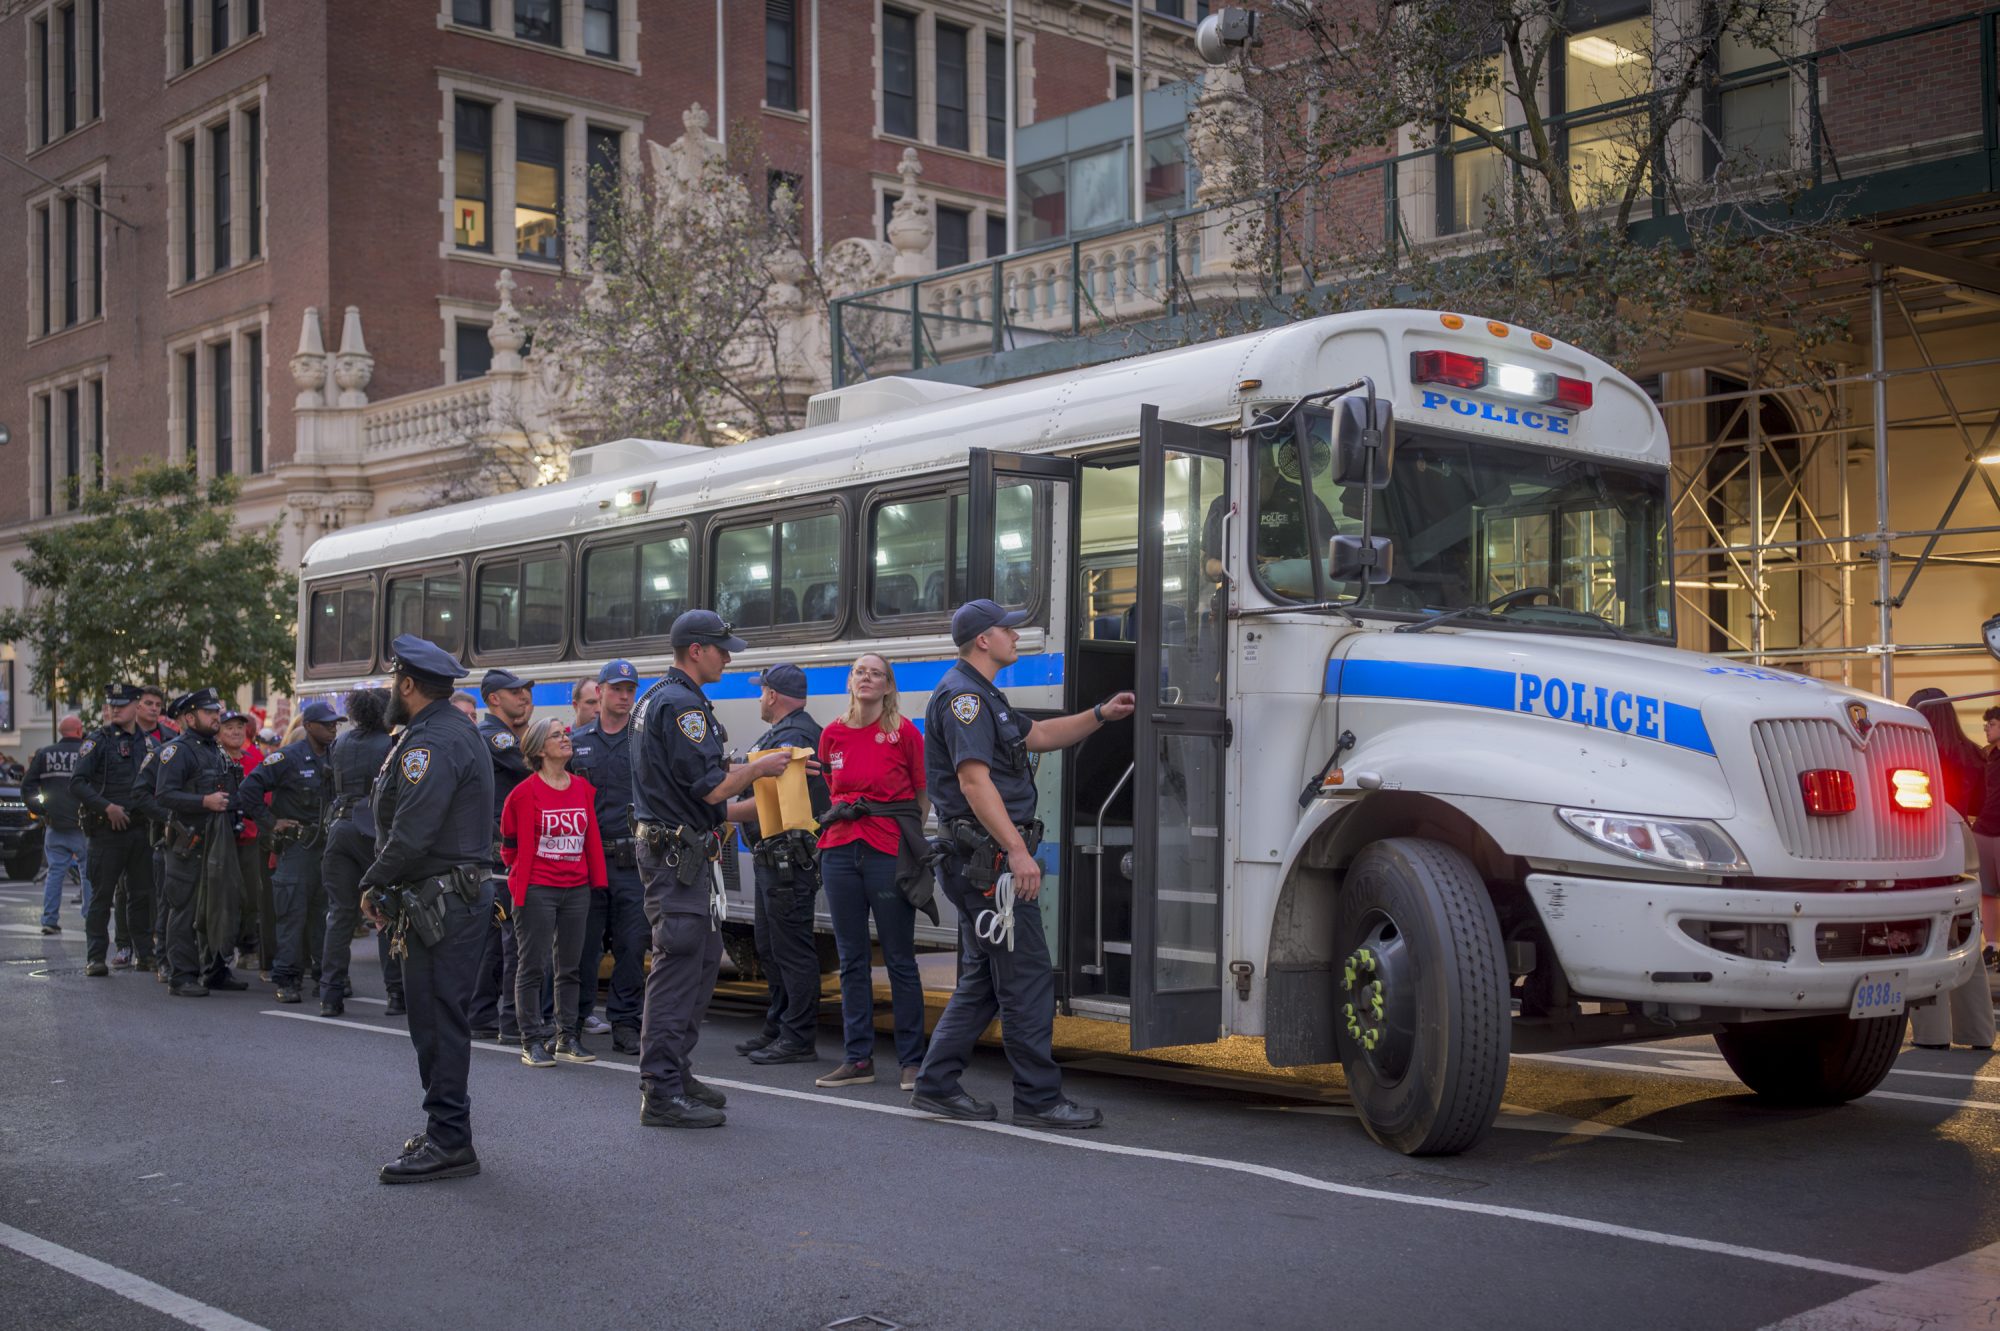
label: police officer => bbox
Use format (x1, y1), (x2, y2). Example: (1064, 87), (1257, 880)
(730, 663), (831, 1065)
(320, 687), (403, 1018)
(567, 659), (647, 1054)
(155, 688), (248, 997)
(23, 714), (91, 936)
(911, 600), (1134, 1129)
(72, 683), (158, 978)
(235, 701), (342, 1004)
(469, 666), (535, 1042)
(632, 610), (793, 1128)
(133, 685), (177, 967)
(361, 635), (494, 1184)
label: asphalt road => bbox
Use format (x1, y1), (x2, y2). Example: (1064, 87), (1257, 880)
(3, 876), (1998, 1331)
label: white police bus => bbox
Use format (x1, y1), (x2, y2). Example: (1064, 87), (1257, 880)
(298, 309), (1981, 1155)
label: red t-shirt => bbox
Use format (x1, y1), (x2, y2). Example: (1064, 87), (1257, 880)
(230, 743), (265, 843)
(499, 772), (608, 907)
(817, 718), (926, 857)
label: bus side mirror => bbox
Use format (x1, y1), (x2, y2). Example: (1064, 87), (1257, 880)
(1984, 612), (2000, 663)
(1330, 535), (1394, 585)
(1313, 397), (1396, 489)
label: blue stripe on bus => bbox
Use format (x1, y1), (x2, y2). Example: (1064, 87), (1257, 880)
(525, 652), (1066, 708)
(1327, 658), (1519, 710)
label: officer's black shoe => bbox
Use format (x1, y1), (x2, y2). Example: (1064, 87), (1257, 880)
(611, 1027), (640, 1055)
(748, 1040), (817, 1066)
(320, 998), (344, 1018)
(520, 1039), (557, 1068)
(40, 924), (60, 935)
(639, 1092), (725, 1129)
(552, 1033), (597, 1064)
(208, 974), (250, 992)
(378, 1139), (480, 1185)
(383, 993), (407, 1017)
(734, 1032), (777, 1055)
(910, 1091), (998, 1121)
(1015, 1099), (1104, 1131)
(683, 1075), (727, 1109)
(84, 961), (110, 978)
(170, 982), (210, 998)
(274, 986), (301, 1004)
(470, 1027), (500, 1041)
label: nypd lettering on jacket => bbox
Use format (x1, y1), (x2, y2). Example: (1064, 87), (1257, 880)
(1418, 390), (1572, 435)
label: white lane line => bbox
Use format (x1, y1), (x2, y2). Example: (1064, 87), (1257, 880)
(1760, 1238), (2000, 1330)
(0, 1221), (272, 1331)
(1518, 1053), (2000, 1113)
(264, 1010), (1896, 1283)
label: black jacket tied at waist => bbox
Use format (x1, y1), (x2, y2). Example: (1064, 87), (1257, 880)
(819, 798), (939, 923)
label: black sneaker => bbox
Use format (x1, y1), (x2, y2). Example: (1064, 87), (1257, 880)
(910, 1090), (998, 1121)
(611, 1028), (640, 1055)
(520, 1039), (557, 1068)
(84, 960), (109, 978)
(208, 974), (250, 992)
(170, 982), (210, 998)
(640, 1092), (725, 1129)
(274, 986), (301, 1004)
(40, 924), (59, 935)
(552, 1033), (597, 1064)
(320, 998), (345, 1018)
(683, 1075), (727, 1109)
(1015, 1098), (1104, 1130)
(748, 1040), (817, 1066)
(378, 1139), (479, 1185)
(734, 1032), (777, 1055)
(471, 1027), (500, 1041)
(384, 993), (407, 1017)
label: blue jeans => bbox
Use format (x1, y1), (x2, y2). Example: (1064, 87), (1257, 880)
(820, 841), (925, 1069)
(42, 827), (88, 928)
(269, 841), (322, 988)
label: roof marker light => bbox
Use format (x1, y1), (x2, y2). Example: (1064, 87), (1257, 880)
(1531, 332), (1553, 350)
(1440, 313), (1465, 330)
(1486, 321), (1510, 338)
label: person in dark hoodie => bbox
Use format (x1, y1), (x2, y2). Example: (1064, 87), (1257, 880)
(1910, 688), (1996, 1050)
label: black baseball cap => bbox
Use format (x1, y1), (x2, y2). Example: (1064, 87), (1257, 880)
(299, 701), (345, 726)
(597, 659), (639, 686)
(752, 663), (809, 699)
(479, 667), (535, 698)
(671, 610), (747, 652)
(951, 598), (1030, 647)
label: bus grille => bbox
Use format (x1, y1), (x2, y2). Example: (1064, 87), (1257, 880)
(1750, 720), (1945, 862)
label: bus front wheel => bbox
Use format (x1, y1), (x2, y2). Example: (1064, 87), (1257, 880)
(1714, 1012), (1906, 1106)
(1333, 838), (1511, 1156)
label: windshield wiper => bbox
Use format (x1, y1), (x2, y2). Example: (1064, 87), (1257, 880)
(1511, 605), (1632, 639)
(1395, 605), (1514, 634)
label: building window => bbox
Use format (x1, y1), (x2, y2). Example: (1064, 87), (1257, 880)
(515, 0), (558, 46)
(985, 35), (1008, 161)
(180, 136), (197, 281)
(89, 378), (103, 488)
(246, 0), (258, 35)
(181, 350), (197, 464)
(453, 0), (489, 26)
(34, 17), (50, 146)
(583, 0), (615, 58)
(63, 197), (78, 326)
(1711, 28), (1791, 175)
(211, 122), (231, 271)
(937, 204), (969, 268)
(60, 4), (77, 135)
(766, 0), (796, 110)
(88, 0), (100, 119)
(63, 386), (80, 508)
(87, 185), (102, 317)
(455, 322), (493, 381)
(37, 206), (52, 336)
(212, 341), (233, 475)
(212, 0), (229, 53)
(454, 99), (492, 251)
(767, 168), (801, 212)
(881, 191), (897, 242)
(180, 0), (195, 68)
(246, 330), (263, 473)
(986, 213), (1006, 259)
(38, 396), (52, 516)
(516, 111), (563, 263)
(882, 9), (917, 139)
(1114, 67), (1134, 100)
(246, 109), (262, 258)
(587, 126), (621, 252)
(936, 22), (969, 151)
(1560, 10), (1653, 208)
(1439, 58), (1503, 236)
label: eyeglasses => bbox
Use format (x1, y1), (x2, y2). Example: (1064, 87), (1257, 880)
(852, 667), (889, 680)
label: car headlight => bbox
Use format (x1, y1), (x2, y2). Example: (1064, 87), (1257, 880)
(1557, 808), (1748, 874)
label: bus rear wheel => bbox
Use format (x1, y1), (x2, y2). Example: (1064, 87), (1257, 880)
(1333, 838), (1510, 1156)
(1713, 1012), (1906, 1106)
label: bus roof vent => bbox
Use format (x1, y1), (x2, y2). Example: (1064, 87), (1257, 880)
(804, 377), (980, 428)
(567, 437), (710, 478)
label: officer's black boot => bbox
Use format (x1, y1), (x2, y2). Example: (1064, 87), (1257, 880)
(378, 1138), (480, 1184)
(682, 1074), (727, 1109)
(639, 1089), (724, 1129)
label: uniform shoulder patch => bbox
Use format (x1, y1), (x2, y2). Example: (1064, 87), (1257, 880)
(677, 710), (709, 743)
(401, 748), (432, 784)
(264, 751), (285, 764)
(949, 693), (982, 725)
(490, 731), (515, 751)
(159, 743), (178, 763)
(78, 739), (94, 756)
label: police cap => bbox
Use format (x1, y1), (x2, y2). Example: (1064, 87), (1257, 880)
(596, 659), (640, 686)
(671, 610), (747, 653)
(104, 682), (142, 707)
(752, 663), (809, 699)
(479, 666), (535, 698)
(387, 634), (468, 687)
(167, 686), (224, 719)
(219, 710), (250, 726)
(298, 700), (345, 726)
(950, 598), (1030, 647)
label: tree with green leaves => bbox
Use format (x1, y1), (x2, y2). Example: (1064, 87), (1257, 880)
(0, 465), (298, 714)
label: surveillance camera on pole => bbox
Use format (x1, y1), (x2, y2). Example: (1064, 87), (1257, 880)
(1194, 7), (1261, 67)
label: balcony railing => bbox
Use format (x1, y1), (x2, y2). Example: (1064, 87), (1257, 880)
(829, 6), (2000, 387)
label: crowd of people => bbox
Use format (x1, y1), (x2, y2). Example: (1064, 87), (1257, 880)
(18, 596), (1137, 1181)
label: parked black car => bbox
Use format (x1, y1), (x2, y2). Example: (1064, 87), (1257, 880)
(0, 777), (44, 882)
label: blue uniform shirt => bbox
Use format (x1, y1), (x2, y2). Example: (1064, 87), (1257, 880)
(478, 714), (530, 867)
(924, 661), (1038, 825)
(749, 708), (830, 819)
(364, 699), (494, 887)
(327, 727), (395, 838)
(153, 729), (234, 820)
(631, 667), (729, 835)
(234, 736), (331, 831)
(569, 718), (636, 840)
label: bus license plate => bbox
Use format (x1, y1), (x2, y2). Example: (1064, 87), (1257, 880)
(1848, 970), (1906, 1020)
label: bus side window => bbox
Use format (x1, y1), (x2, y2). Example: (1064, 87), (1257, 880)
(869, 494), (950, 619)
(386, 569), (463, 658)
(308, 581), (375, 670)
(713, 509), (842, 633)
(476, 550), (565, 655)
(949, 483), (1037, 609)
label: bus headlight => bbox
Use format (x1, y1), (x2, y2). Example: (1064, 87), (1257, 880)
(1557, 808), (1749, 874)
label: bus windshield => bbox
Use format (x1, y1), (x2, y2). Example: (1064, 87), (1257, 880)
(1228, 429), (1673, 640)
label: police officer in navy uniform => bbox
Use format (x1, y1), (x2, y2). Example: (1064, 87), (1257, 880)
(731, 662), (831, 1065)
(235, 700), (342, 1005)
(632, 610), (794, 1128)
(469, 667), (535, 1041)
(71, 683), (156, 978)
(912, 600), (1134, 1129)
(155, 688), (247, 997)
(361, 635), (495, 1184)
(567, 658), (647, 1054)
(320, 687), (402, 1018)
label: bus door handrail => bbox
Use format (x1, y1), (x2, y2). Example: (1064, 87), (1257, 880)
(1081, 759), (1137, 978)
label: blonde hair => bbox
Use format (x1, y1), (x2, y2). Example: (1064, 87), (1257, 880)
(844, 653), (903, 737)
(520, 716), (566, 769)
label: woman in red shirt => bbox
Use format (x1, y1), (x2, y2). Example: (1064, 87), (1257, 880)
(218, 711), (271, 978)
(814, 653), (928, 1090)
(500, 717), (607, 1068)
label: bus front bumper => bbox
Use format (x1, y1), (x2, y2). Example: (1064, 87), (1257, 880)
(1524, 873), (1979, 1012)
